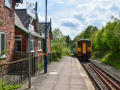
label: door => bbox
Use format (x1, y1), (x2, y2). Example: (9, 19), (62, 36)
(82, 42), (86, 54)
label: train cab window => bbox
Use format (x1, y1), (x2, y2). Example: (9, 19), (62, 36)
(78, 41), (81, 48)
(87, 42), (91, 47)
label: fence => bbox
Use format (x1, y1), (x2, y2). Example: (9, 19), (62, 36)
(0, 52), (53, 86)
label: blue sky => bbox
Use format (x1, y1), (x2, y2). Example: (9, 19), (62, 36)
(17, 0), (120, 39)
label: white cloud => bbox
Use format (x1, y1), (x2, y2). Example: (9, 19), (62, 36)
(16, 0), (120, 39)
(38, 15), (45, 22)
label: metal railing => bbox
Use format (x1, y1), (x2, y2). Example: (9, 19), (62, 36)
(0, 52), (53, 86)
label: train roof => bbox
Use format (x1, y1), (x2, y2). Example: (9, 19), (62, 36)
(77, 39), (90, 42)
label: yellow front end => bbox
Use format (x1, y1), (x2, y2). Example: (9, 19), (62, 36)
(77, 48), (81, 57)
(82, 42), (86, 54)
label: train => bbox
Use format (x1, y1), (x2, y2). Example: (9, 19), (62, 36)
(73, 39), (92, 61)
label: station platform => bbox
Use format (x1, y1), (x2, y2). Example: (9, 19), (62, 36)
(21, 56), (94, 90)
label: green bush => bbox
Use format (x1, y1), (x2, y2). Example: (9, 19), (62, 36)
(52, 53), (59, 61)
(0, 80), (22, 90)
(101, 51), (120, 69)
(63, 47), (71, 56)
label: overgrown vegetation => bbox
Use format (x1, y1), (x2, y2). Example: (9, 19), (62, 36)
(52, 29), (72, 61)
(73, 17), (120, 69)
(0, 80), (22, 90)
(0, 50), (23, 89)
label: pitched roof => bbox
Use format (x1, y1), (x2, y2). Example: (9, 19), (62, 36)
(15, 12), (29, 33)
(15, 9), (42, 38)
(38, 22), (51, 33)
(15, 9), (31, 29)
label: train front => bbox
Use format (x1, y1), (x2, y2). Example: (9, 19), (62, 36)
(77, 40), (92, 60)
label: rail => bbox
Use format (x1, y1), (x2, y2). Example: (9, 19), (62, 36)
(90, 63), (120, 90)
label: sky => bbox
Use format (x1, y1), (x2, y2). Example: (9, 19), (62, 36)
(16, 0), (120, 39)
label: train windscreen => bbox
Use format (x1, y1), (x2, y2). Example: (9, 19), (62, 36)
(87, 41), (91, 47)
(78, 41), (81, 48)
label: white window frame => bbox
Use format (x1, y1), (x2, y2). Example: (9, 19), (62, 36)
(38, 40), (42, 51)
(5, 0), (12, 9)
(15, 35), (22, 52)
(0, 32), (6, 58)
(30, 38), (34, 52)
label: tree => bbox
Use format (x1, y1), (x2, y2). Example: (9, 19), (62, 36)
(52, 29), (63, 41)
(52, 29), (72, 60)
(65, 35), (71, 47)
(84, 25), (98, 39)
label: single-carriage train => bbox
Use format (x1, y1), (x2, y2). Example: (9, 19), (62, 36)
(76, 39), (92, 60)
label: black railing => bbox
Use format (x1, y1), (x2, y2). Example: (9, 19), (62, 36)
(0, 52), (53, 86)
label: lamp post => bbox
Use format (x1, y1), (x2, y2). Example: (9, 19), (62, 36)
(44, 0), (48, 73)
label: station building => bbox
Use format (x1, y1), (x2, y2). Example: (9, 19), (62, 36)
(0, 0), (22, 62)
(0, 0), (52, 62)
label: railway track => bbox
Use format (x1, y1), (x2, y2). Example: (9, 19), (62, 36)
(82, 62), (120, 90)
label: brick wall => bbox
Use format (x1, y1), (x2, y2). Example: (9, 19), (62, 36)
(0, 0), (15, 62)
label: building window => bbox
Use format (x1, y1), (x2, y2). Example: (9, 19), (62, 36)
(5, 0), (12, 9)
(15, 35), (22, 52)
(38, 40), (42, 51)
(0, 32), (6, 57)
(30, 38), (34, 52)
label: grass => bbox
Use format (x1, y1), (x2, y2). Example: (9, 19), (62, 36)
(101, 51), (120, 69)
(92, 50), (109, 60)
(92, 50), (120, 69)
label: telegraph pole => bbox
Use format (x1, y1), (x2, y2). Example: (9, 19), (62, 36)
(44, 0), (48, 73)
(27, 2), (36, 88)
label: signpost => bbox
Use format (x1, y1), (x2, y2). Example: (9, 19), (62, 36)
(26, 2), (36, 19)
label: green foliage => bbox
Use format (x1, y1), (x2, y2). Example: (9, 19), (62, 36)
(101, 51), (120, 69)
(52, 29), (72, 61)
(63, 47), (71, 56)
(52, 28), (63, 41)
(73, 18), (120, 69)
(84, 25), (98, 39)
(73, 25), (98, 42)
(0, 50), (8, 61)
(0, 50), (23, 89)
(0, 80), (22, 90)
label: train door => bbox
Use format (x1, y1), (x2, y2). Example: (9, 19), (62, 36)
(82, 42), (86, 54)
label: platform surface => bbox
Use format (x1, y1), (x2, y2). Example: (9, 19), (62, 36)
(21, 56), (94, 90)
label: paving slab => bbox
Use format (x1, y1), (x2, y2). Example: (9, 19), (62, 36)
(19, 56), (94, 90)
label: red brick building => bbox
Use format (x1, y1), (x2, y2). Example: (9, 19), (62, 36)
(0, 0), (22, 62)
(39, 22), (52, 54)
(0, 0), (52, 62)
(15, 9), (44, 61)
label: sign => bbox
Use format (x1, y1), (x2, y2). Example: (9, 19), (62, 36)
(29, 24), (34, 32)
(15, 0), (23, 4)
(26, 2), (36, 19)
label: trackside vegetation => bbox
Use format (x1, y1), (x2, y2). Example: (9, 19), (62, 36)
(73, 17), (120, 69)
(52, 29), (72, 61)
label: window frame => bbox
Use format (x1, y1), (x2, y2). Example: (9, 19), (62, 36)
(0, 32), (6, 58)
(15, 35), (22, 52)
(38, 40), (42, 51)
(30, 38), (34, 52)
(5, 0), (12, 9)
